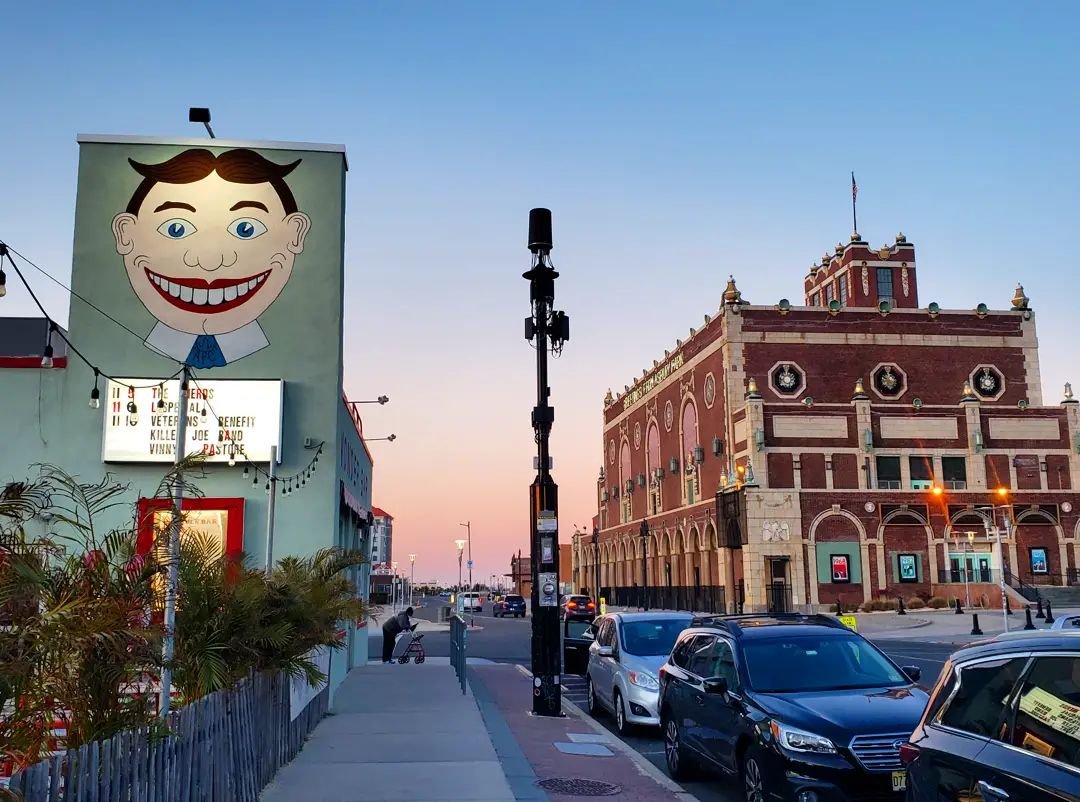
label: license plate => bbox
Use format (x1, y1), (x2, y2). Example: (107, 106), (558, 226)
(891, 771), (907, 792)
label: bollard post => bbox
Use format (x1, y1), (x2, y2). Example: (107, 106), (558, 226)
(1024, 607), (1037, 630)
(836, 599), (844, 615)
(954, 598), (964, 614)
(1005, 596), (1013, 615)
(897, 597), (906, 615)
(1044, 601), (1055, 625)
(1036, 598), (1045, 619)
(970, 613), (983, 636)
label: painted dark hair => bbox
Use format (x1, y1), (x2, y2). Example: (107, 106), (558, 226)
(125, 148), (302, 215)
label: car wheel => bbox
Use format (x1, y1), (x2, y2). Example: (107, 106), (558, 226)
(741, 750), (765, 802)
(663, 715), (693, 781)
(613, 690), (629, 734)
(586, 675), (600, 717)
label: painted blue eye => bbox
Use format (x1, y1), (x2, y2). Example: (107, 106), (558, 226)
(228, 218), (267, 240)
(156, 219), (197, 239)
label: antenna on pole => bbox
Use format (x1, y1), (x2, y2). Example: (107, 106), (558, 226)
(189, 107), (215, 139)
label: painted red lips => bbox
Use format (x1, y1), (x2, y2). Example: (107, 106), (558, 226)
(145, 268), (272, 313)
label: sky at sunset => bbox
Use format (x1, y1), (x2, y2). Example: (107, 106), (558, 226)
(1, 2), (1078, 584)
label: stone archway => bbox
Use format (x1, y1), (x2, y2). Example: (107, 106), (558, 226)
(807, 510), (868, 608)
(1013, 510), (1065, 586)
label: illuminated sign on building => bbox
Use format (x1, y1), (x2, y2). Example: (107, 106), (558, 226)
(102, 378), (283, 463)
(623, 352), (685, 410)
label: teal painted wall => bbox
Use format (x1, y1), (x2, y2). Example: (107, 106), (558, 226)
(0, 135), (367, 698)
(815, 542), (862, 585)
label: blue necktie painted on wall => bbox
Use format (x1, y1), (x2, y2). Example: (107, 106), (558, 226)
(186, 335), (227, 369)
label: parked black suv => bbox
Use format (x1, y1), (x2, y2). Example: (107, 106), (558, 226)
(657, 614), (928, 801)
(903, 631), (1080, 801)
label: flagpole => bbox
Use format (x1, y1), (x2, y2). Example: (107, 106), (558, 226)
(851, 171), (858, 235)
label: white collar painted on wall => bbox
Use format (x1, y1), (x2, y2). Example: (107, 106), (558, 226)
(145, 321), (269, 366)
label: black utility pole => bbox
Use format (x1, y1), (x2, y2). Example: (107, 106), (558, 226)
(640, 519), (650, 611)
(592, 526), (601, 605)
(523, 208), (570, 717)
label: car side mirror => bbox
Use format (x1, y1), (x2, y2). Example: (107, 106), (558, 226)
(902, 665), (922, 683)
(596, 645), (614, 658)
(704, 676), (729, 696)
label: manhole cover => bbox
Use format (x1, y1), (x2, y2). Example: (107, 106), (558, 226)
(537, 778), (621, 796)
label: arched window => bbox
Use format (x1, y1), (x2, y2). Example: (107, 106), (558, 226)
(647, 423), (661, 514)
(620, 440), (632, 523)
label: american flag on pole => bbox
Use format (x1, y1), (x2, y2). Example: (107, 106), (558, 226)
(851, 172), (857, 201)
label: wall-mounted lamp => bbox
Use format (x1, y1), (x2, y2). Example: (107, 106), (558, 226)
(863, 429), (874, 452)
(878, 299), (892, 316)
(637, 473), (646, 488)
(825, 459), (833, 471)
(1017, 399), (1029, 410)
(654, 467), (664, 481)
(754, 430), (765, 451)
(802, 396), (815, 407)
(712, 437), (723, 456)
(912, 397), (923, 410)
(777, 298), (791, 315)
(601, 489), (609, 502)
(828, 299), (841, 317)
(975, 303), (989, 319)
(927, 302), (940, 319)
(188, 106), (215, 138)
(625, 479), (634, 494)
(973, 431), (984, 453)
(694, 445), (705, 464)
(670, 456), (680, 473)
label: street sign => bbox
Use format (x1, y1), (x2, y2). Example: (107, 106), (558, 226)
(467, 559), (473, 569)
(599, 596), (607, 615)
(838, 615), (858, 632)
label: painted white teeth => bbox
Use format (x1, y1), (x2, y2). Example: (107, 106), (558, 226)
(223, 285), (237, 302)
(169, 281), (181, 298)
(180, 286), (194, 303)
(237, 283), (249, 296)
(247, 279), (257, 291)
(155, 273), (265, 304)
(209, 288), (225, 305)
(192, 288), (209, 305)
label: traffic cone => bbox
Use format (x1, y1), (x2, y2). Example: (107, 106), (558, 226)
(970, 614), (983, 636)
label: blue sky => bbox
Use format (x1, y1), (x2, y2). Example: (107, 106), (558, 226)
(2, 2), (1078, 581)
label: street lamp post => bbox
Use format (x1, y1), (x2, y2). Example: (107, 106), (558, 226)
(591, 526), (600, 602)
(523, 207), (570, 717)
(460, 521), (472, 591)
(409, 553), (416, 608)
(455, 540), (466, 595)
(640, 519), (650, 611)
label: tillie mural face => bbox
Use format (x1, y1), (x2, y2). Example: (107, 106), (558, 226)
(111, 148), (311, 368)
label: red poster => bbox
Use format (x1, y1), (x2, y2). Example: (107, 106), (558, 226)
(831, 555), (850, 583)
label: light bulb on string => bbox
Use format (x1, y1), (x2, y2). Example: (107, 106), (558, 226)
(41, 323), (55, 368)
(0, 265), (7, 298)
(126, 400), (139, 426)
(156, 384), (165, 410)
(252, 473), (259, 488)
(89, 368), (101, 409)
(242, 464), (249, 479)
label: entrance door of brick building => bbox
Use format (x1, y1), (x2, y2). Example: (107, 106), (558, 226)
(767, 558), (792, 613)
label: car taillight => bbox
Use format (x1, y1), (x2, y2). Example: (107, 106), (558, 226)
(587, 602), (596, 609)
(897, 742), (919, 766)
(568, 602), (577, 608)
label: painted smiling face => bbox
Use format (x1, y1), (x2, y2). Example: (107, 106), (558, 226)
(112, 149), (311, 337)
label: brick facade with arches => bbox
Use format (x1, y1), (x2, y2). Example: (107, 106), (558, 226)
(573, 233), (1080, 612)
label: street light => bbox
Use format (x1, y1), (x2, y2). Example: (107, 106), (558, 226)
(455, 539), (466, 595)
(409, 553), (416, 608)
(591, 526), (600, 601)
(459, 521), (472, 591)
(640, 519), (650, 611)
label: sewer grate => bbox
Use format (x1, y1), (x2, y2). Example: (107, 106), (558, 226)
(536, 778), (621, 796)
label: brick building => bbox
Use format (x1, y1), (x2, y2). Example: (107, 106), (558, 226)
(572, 232), (1080, 613)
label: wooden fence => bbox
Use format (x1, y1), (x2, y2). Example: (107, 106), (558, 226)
(5, 670), (328, 802)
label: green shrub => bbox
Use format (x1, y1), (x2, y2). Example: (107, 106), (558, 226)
(906, 596), (926, 610)
(927, 596), (948, 609)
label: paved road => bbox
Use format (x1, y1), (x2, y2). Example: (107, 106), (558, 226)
(374, 602), (955, 802)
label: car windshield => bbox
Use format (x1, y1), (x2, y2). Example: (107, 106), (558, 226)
(619, 619), (690, 656)
(507, 595), (523, 603)
(742, 634), (908, 692)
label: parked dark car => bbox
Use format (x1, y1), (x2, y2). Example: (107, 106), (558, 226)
(493, 593), (527, 618)
(657, 614), (928, 801)
(902, 631), (1080, 802)
(561, 594), (597, 622)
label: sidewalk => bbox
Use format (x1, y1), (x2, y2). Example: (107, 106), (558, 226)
(260, 664), (515, 801)
(259, 662), (698, 801)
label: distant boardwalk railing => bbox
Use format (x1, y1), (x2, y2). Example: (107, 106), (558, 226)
(449, 614), (467, 694)
(6, 668), (328, 802)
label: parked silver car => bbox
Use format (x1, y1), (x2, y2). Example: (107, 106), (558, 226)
(586, 611), (693, 733)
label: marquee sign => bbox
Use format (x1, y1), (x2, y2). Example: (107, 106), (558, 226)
(102, 378), (283, 463)
(623, 352), (685, 410)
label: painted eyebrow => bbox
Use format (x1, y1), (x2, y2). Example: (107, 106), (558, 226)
(229, 200), (269, 212)
(153, 201), (197, 213)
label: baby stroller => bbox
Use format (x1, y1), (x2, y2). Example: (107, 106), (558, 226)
(392, 628), (426, 664)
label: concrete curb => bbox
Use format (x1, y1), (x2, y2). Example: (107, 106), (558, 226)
(513, 665), (700, 802)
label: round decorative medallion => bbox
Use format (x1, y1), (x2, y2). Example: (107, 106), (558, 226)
(608, 439), (615, 465)
(872, 363), (907, 399)
(703, 373), (716, 408)
(769, 362), (805, 397)
(634, 423), (641, 450)
(864, 501), (876, 513)
(970, 365), (1005, 400)
(1063, 502), (1073, 514)
(664, 400), (674, 432)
